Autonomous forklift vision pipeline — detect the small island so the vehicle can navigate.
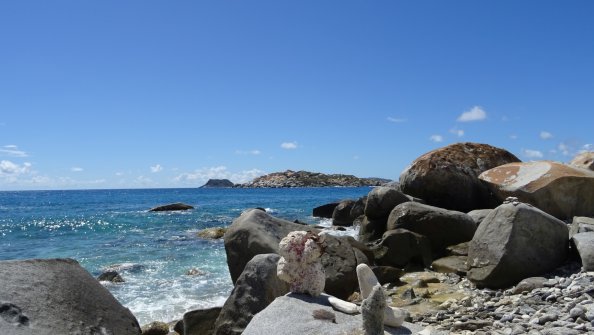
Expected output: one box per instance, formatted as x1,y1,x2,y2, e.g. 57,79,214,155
235,170,390,188
200,179,236,188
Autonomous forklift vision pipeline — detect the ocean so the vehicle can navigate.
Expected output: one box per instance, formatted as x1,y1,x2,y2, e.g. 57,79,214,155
0,187,369,325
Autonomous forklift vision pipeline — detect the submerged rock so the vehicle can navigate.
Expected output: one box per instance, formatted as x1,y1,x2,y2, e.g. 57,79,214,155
149,202,194,212
312,202,339,218
196,227,227,239
97,270,125,283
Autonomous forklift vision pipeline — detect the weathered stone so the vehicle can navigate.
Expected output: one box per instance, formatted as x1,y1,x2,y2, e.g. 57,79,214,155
570,151,594,171
446,242,469,256
371,229,433,268
468,209,493,226
0,258,140,335
571,232,594,271
400,142,520,212
361,285,385,335
359,216,388,243
312,202,339,218
569,216,594,238
387,202,477,252
183,307,222,335
364,187,410,220
479,161,594,220
371,266,405,285
511,277,547,294
431,256,468,275
332,200,356,226
214,254,289,335
97,270,125,283
349,196,367,220
468,202,569,288
277,231,325,296
141,321,169,335
149,202,194,211
197,227,227,239
357,263,380,299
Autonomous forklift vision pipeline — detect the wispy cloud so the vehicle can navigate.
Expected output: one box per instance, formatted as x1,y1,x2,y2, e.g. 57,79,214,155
582,144,593,152
540,131,553,140
281,141,298,150
0,145,28,157
0,160,32,176
71,167,84,172
509,134,518,140
523,149,544,159
387,117,407,123
174,166,264,184
150,164,163,173
450,128,464,137
558,142,572,156
235,149,261,155
429,135,444,143
457,106,487,122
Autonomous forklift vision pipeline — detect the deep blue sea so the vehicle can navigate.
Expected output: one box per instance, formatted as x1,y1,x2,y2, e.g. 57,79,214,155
0,187,369,324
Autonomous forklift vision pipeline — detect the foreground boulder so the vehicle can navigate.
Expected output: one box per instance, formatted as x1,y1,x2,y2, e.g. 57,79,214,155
371,229,433,268
571,232,594,271
479,161,594,220
570,151,594,171
387,202,477,252
213,254,289,335
359,187,410,242
331,199,356,226
399,142,520,212
149,202,194,211
468,203,569,288
182,307,221,335
224,209,368,299
312,202,339,218
0,258,140,335
242,293,423,335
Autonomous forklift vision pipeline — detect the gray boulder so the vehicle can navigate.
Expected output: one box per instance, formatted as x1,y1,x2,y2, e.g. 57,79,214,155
387,202,477,252
571,232,594,271
569,216,594,238
319,235,369,299
431,256,468,275
371,229,433,268
331,199,356,226
242,293,422,335
312,202,339,218
182,307,221,335
364,187,410,220
149,202,194,211
140,321,169,335
359,216,388,243
399,142,520,212
213,254,289,335
467,209,493,226
468,203,569,288
349,196,367,220
479,161,594,220
0,258,140,335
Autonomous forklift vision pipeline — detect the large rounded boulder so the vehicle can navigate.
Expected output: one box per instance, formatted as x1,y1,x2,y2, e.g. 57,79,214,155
468,202,569,288
387,201,477,252
0,258,141,335
359,187,410,242
479,161,594,220
399,142,520,212
332,200,356,226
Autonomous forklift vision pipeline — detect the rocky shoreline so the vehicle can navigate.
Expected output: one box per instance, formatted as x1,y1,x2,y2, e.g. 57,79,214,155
2,142,594,335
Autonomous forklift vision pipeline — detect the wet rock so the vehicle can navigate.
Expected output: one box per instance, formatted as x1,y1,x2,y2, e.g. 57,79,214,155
431,256,468,275
196,227,227,239
312,202,339,218
183,307,221,335
371,229,433,268
571,232,594,271
97,270,125,283
141,321,169,335
332,200,356,226
149,202,194,211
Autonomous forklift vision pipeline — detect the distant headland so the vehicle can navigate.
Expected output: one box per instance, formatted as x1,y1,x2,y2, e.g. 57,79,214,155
200,170,391,188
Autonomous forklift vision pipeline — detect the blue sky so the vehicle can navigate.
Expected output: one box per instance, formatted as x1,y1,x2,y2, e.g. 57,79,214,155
1,1,593,190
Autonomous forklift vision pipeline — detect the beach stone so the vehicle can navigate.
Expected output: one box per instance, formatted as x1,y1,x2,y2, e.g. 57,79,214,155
332,199,356,226
365,186,411,220
387,201,477,252
149,202,194,211
183,307,221,335
371,229,433,268
431,256,468,275
213,253,289,335
141,321,169,335
446,241,469,256
361,285,385,335
479,161,594,220
371,266,405,285
571,232,594,271
357,263,380,299
97,270,125,283
399,142,520,212
468,202,569,288
570,151,594,171
196,227,227,239
0,258,141,335
242,293,422,335
313,202,339,218
511,277,547,294
569,216,594,238
277,231,325,296
468,209,493,226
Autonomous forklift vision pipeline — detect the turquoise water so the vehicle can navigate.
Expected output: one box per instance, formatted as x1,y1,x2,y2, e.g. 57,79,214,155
0,187,369,324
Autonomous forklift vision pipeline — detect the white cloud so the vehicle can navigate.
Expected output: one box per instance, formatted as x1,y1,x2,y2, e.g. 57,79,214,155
150,164,163,173
509,134,518,140
0,145,28,157
387,117,407,123
558,142,571,156
429,135,444,143
540,131,553,140
523,149,544,159
235,149,261,155
174,166,265,184
71,167,84,172
450,128,464,137
0,160,32,175
457,106,487,122
115,172,125,176
281,142,298,150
